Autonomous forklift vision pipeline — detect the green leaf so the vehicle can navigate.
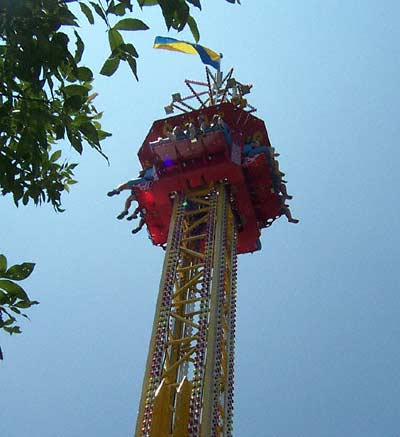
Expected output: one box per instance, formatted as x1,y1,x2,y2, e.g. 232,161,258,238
50,150,62,163
4,326,22,335
76,66,93,82
12,186,23,206
0,255,6,273
3,317,16,329
59,7,78,26
22,193,29,206
108,28,124,51
65,95,85,111
119,0,133,11
90,1,108,24
100,57,120,76
187,15,200,42
0,290,6,304
79,2,95,24
10,307,21,314
121,43,138,58
97,130,112,140
0,280,29,300
3,315,16,326
63,85,89,97
127,56,138,80
114,18,149,31
138,0,158,5
109,2,127,15
15,300,39,309
186,0,202,9
74,31,85,63
66,128,83,154
160,0,189,31
4,263,35,281
79,123,99,145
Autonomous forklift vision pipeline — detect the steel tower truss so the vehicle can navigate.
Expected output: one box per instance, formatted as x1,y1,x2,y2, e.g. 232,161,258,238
135,184,238,437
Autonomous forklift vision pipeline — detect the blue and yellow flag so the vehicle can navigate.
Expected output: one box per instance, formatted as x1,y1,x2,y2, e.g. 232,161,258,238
153,36,221,70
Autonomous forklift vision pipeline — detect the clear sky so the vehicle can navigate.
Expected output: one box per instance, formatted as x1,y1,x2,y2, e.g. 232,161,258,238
1,1,400,436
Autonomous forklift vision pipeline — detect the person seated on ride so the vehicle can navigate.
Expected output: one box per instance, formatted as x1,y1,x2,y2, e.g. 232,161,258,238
142,167,154,181
165,127,175,141
115,191,138,220
242,137,253,156
279,197,299,224
172,125,186,141
259,149,289,197
270,173,293,200
263,150,292,200
107,168,155,219
131,208,147,234
245,141,287,186
210,114,222,130
198,115,210,134
243,140,268,157
271,173,293,199
268,146,280,160
242,144,252,156
126,204,141,221
107,167,154,197
185,121,197,140
210,114,231,145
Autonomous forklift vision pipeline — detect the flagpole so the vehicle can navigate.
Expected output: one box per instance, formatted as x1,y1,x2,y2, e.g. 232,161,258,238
215,53,223,98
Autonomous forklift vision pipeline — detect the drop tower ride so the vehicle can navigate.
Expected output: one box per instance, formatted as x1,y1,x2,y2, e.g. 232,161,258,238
113,68,297,436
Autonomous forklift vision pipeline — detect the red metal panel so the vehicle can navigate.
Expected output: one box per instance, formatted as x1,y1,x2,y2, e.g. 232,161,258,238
175,138,204,159
135,102,283,254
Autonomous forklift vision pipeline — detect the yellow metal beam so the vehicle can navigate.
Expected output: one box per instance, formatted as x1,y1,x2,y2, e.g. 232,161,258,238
135,195,185,437
200,185,227,437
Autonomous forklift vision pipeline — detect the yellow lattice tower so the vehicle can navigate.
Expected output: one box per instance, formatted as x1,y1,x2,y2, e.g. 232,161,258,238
135,184,237,437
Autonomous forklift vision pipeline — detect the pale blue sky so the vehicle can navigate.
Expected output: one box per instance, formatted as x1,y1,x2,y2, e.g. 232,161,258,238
1,1,400,436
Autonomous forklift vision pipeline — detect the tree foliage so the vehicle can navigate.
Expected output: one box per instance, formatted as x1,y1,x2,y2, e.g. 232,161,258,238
0,254,38,359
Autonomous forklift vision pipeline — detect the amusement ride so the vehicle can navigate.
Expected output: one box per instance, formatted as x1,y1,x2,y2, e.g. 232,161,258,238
109,62,298,436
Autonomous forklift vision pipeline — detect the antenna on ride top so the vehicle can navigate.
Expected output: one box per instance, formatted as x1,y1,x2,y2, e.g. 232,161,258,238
164,68,256,115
